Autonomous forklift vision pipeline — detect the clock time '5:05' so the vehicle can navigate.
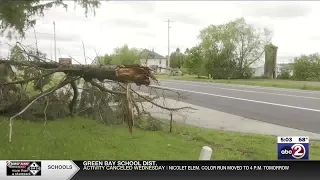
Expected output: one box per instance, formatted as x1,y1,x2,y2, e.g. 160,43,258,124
281,137,292,142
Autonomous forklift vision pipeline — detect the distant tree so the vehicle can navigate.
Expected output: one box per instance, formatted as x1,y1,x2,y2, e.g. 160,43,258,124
292,53,320,81
111,45,141,65
230,18,273,76
96,54,113,65
169,48,184,69
183,45,206,77
139,49,155,65
198,17,272,79
97,45,141,65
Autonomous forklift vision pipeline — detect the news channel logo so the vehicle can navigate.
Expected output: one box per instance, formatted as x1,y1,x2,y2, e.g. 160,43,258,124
277,136,309,160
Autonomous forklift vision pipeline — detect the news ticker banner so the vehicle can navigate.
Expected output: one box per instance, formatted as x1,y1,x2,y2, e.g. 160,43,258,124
0,160,320,179
0,136,312,179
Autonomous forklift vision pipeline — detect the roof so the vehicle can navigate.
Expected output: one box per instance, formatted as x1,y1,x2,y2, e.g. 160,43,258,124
254,63,293,69
278,63,294,69
141,49,165,59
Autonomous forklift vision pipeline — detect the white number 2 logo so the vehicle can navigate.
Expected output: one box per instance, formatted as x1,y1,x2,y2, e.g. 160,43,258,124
291,144,306,159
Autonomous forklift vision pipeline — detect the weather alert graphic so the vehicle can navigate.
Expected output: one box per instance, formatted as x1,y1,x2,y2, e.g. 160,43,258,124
277,136,309,160
6,161,41,176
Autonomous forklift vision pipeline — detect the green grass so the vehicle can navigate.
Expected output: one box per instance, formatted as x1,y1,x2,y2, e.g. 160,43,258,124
24,74,65,96
1,117,320,160
155,74,320,91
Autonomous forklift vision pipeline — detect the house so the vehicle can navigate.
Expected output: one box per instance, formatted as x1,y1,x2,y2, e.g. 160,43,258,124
59,58,72,65
254,65,265,77
253,63,294,77
277,63,294,76
140,49,167,73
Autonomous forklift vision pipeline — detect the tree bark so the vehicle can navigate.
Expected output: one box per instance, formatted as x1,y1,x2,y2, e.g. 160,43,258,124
0,59,157,86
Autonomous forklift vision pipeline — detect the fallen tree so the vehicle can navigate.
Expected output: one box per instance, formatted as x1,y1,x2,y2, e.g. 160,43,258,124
0,43,195,142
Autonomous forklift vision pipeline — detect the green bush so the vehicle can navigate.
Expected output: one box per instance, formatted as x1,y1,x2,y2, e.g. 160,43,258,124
293,53,320,81
277,68,291,80
250,75,270,79
136,117,164,131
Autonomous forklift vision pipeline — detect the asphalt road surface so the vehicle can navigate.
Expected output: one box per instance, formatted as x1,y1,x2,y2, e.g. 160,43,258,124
135,79,320,134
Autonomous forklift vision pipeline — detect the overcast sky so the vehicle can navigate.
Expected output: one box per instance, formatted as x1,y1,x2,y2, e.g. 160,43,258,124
0,1,319,66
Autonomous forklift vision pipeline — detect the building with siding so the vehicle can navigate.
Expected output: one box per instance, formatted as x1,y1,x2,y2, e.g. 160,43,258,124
140,49,167,73
254,63,294,77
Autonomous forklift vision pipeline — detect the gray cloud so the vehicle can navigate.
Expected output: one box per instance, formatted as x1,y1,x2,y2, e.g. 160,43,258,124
135,31,157,38
277,55,295,63
0,38,96,60
41,12,92,24
39,5,95,25
159,43,189,55
113,1,157,15
239,2,312,18
156,12,205,26
23,31,81,43
104,18,150,29
307,36,320,41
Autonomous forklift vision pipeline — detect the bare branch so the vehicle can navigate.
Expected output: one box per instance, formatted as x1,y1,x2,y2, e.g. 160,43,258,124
89,80,126,95
8,77,75,142
131,89,196,112
43,96,49,124
58,49,62,58
81,40,87,65
69,80,78,116
0,41,199,136
0,70,57,86
33,28,39,54
68,55,81,64
131,98,141,116
92,48,100,65
126,83,134,133
0,76,76,115
15,42,55,63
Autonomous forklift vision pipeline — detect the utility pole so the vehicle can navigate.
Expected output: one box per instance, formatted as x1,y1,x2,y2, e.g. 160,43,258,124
53,21,57,62
33,28,39,56
164,19,174,71
50,43,53,60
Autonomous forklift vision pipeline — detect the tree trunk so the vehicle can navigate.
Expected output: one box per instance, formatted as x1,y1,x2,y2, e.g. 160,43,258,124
0,60,156,86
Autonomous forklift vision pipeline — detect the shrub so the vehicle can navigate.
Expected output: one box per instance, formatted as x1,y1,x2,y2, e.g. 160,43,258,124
277,68,291,80
136,117,164,131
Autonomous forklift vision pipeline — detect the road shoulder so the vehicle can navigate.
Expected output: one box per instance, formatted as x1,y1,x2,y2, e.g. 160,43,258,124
138,94,320,141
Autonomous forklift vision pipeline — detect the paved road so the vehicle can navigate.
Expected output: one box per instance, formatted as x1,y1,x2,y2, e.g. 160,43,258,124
135,79,320,134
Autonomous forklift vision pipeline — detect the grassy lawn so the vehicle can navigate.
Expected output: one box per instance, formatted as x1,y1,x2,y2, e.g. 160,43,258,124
1,117,320,160
155,74,320,91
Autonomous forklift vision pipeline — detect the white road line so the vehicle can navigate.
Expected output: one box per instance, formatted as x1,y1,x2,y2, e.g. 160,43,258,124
162,81,320,100
150,85,320,113
160,79,320,95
